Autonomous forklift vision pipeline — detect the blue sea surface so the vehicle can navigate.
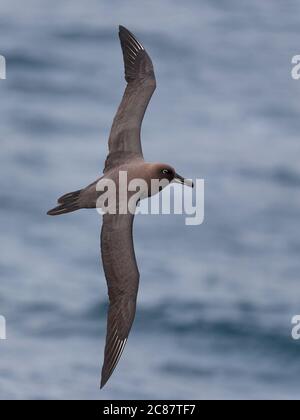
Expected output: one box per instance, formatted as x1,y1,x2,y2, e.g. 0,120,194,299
0,0,300,400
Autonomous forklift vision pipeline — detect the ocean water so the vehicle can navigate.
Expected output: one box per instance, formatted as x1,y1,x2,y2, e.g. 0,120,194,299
0,0,300,400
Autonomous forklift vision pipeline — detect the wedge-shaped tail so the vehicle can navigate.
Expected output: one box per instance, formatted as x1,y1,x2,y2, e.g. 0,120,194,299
47,189,82,216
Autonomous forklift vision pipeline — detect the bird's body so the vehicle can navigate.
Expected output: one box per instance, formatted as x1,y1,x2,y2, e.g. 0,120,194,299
48,25,193,388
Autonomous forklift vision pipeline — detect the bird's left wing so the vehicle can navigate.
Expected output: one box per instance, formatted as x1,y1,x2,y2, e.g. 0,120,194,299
104,26,156,172
100,213,139,388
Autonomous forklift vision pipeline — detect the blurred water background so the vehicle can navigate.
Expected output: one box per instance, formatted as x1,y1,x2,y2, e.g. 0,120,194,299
0,0,300,400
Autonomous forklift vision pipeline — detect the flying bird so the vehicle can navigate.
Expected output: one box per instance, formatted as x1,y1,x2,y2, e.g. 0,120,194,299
48,25,193,388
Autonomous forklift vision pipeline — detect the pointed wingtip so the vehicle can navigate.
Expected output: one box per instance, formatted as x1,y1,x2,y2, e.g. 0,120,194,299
118,25,142,46
100,375,108,390
118,25,128,37
118,25,134,41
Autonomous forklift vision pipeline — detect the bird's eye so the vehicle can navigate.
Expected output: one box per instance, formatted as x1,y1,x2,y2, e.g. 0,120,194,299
162,169,169,174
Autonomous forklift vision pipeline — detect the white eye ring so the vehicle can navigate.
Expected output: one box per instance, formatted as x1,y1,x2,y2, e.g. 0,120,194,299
162,169,169,174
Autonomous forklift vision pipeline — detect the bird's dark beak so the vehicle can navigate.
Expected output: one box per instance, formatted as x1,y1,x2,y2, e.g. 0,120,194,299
174,173,194,188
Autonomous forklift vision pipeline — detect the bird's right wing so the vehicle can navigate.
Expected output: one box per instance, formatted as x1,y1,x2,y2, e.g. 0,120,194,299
100,213,139,388
104,26,156,172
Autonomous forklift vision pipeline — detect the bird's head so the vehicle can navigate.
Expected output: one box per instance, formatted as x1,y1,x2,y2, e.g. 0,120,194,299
151,163,194,188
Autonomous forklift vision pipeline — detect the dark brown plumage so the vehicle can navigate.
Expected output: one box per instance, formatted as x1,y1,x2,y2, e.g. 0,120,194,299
104,26,156,172
100,26,156,388
100,214,139,388
47,25,193,389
